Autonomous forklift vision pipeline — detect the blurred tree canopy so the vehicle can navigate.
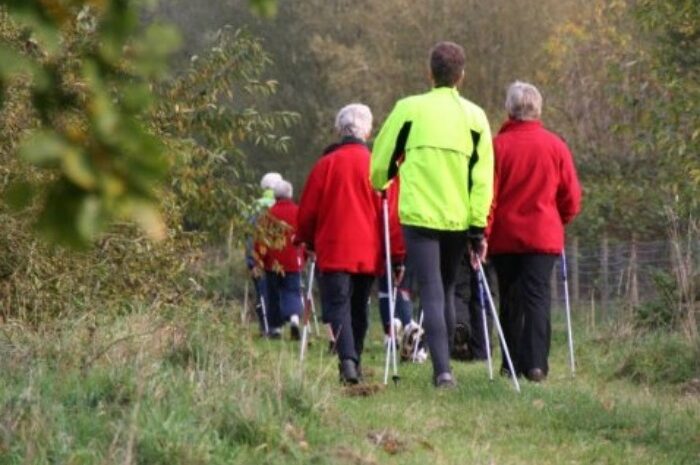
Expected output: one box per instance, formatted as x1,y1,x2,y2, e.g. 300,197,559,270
0,0,294,318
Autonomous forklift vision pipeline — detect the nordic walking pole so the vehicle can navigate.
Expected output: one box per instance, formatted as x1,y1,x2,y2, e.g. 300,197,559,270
381,192,400,385
561,250,576,376
242,278,249,325
299,257,316,362
309,261,321,337
411,310,424,362
477,261,520,393
255,276,270,336
476,270,494,380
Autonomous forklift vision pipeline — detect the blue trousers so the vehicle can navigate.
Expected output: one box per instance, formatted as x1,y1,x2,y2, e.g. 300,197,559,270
377,273,414,333
265,271,303,329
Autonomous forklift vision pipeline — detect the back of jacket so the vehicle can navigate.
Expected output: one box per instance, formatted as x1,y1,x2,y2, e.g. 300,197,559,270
371,86,494,232
298,143,383,274
488,119,581,254
255,199,303,273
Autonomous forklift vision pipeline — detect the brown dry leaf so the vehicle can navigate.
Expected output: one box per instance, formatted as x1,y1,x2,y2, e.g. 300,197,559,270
418,438,435,451
367,429,407,455
602,399,616,412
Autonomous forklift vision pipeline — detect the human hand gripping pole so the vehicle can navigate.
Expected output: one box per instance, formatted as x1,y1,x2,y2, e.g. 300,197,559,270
381,191,400,386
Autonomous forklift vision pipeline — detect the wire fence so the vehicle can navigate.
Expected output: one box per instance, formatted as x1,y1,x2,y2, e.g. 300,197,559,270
550,237,700,321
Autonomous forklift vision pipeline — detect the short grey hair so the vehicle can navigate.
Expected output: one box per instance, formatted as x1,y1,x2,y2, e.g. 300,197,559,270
505,81,542,121
334,103,373,140
260,172,282,190
272,179,293,199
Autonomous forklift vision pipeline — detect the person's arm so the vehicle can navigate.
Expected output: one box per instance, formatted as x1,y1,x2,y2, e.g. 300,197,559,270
468,110,495,233
296,160,327,249
556,142,582,225
370,100,411,190
467,111,494,267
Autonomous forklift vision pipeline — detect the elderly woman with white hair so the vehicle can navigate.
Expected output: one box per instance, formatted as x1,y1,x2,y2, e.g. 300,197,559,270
488,81,582,382
298,103,404,384
254,179,304,339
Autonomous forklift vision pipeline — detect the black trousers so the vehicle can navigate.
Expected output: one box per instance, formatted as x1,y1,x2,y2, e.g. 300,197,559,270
318,272,374,364
491,253,556,375
403,226,468,378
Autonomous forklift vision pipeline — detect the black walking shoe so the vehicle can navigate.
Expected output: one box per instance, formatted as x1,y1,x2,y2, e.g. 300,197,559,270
339,359,359,385
526,368,546,382
435,372,456,389
290,324,301,341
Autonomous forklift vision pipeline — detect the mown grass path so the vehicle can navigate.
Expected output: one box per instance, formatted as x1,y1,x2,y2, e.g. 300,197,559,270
264,322,700,465
1,308,698,465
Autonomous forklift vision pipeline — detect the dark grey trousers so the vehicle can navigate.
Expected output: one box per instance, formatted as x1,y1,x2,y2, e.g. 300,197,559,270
319,272,374,364
403,226,468,378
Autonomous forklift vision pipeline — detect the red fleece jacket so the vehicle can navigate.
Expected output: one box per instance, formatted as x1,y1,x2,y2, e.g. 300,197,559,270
488,119,581,255
254,199,303,273
297,141,404,274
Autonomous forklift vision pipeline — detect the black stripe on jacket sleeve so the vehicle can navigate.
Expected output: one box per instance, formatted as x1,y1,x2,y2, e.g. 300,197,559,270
467,129,481,193
387,121,412,181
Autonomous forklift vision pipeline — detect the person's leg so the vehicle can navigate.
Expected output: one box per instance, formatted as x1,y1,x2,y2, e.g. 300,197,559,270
404,226,450,381
491,254,523,374
319,272,356,362
280,272,303,338
452,255,472,360
264,271,283,334
468,261,495,360
379,273,413,335
350,274,374,364
518,254,557,377
377,273,392,335
439,231,469,356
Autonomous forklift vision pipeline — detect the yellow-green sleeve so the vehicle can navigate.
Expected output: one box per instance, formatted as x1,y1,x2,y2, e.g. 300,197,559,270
370,101,406,191
469,111,494,229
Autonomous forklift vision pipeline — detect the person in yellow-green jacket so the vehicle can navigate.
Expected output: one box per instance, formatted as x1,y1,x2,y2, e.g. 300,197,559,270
370,41,494,388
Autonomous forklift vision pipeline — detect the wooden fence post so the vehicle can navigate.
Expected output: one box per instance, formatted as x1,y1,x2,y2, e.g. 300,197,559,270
601,234,610,319
630,234,639,308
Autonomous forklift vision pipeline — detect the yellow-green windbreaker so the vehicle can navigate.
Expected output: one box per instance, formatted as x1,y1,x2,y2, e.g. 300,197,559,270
370,86,494,232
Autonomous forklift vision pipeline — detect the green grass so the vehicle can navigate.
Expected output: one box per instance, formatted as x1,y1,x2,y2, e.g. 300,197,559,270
0,304,698,465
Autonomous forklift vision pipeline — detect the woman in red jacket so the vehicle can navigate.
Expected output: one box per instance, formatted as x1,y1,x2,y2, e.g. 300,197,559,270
254,179,304,340
297,103,404,384
488,81,581,382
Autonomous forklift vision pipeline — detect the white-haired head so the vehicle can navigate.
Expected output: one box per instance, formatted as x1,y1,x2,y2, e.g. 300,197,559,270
334,103,373,140
272,179,293,199
260,172,282,190
505,81,542,121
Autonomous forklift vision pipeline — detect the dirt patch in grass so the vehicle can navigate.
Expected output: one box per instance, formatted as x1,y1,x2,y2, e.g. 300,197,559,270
344,383,384,397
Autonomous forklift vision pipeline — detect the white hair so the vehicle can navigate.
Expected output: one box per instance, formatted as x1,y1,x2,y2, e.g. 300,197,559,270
334,103,373,140
260,172,282,190
272,179,293,199
505,81,542,121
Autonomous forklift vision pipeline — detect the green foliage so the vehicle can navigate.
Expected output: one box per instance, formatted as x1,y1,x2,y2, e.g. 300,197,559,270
615,332,700,385
0,2,294,319
634,270,680,331
541,0,699,242
151,26,299,240
0,1,182,247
